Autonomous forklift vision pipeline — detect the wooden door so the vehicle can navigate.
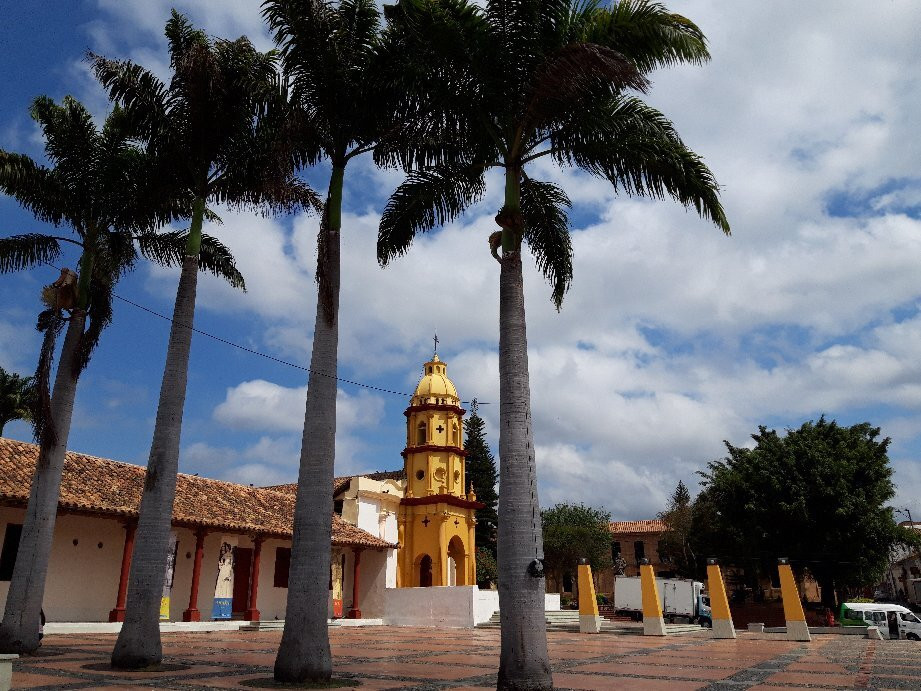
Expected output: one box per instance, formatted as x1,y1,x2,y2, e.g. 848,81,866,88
232,547,252,613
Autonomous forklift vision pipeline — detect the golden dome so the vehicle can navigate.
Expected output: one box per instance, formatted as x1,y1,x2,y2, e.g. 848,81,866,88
412,354,459,404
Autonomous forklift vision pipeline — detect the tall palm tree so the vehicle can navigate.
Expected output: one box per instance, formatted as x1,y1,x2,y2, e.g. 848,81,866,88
91,11,317,669
377,1,729,688
0,368,36,436
0,96,233,654
260,0,395,682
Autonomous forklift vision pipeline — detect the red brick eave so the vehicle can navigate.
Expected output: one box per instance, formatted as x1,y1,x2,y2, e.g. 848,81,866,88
401,445,467,458
403,403,466,417
400,494,485,510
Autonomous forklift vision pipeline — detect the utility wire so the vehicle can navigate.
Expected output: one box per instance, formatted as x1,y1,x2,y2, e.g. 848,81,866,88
40,260,489,403
59,268,490,404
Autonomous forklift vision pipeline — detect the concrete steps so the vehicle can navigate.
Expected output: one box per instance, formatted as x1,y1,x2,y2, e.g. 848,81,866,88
476,610,705,636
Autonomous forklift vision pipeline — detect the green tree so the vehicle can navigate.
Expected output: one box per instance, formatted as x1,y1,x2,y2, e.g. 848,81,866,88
464,400,499,557
377,2,727,686
91,12,314,669
0,96,216,654
260,0,398,682
0,368,36,436
657,480,696,578
699,417,911,608
542,503,612,595
476,546,499,587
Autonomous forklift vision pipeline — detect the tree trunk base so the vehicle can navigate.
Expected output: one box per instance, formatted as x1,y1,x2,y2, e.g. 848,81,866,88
110,645,163,671
0,628,40,655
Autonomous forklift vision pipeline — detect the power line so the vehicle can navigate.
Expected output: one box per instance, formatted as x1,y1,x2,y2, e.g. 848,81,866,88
40,261,489,403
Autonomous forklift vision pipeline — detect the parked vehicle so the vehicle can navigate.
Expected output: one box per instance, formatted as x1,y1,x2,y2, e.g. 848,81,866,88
840,602,921,640
613,576,711,626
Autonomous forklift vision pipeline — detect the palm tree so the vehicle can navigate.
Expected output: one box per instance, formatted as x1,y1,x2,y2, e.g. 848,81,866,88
260,0,394,682
0,96,230,655
90,11,317,669
377,2,729,688
0,368,36,436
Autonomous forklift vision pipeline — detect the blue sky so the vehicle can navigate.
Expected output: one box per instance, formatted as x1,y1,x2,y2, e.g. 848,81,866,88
2,1,921,522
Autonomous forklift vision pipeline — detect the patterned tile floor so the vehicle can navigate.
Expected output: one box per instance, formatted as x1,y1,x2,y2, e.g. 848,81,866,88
8,628,921,689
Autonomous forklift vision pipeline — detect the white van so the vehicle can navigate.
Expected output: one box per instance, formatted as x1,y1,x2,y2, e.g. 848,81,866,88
841,602,921,640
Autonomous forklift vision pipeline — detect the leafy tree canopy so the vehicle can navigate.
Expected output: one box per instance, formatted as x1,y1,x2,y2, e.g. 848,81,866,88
542,502,612,584
697,417,912,606
464,402,499,555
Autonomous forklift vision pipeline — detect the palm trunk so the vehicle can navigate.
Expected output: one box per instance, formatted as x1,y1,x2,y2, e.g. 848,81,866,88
274,166,343,683
111,251,199,669
496,168,552,691
0,311,85,654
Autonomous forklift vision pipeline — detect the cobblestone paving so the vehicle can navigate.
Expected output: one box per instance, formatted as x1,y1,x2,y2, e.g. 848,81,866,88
9,628,921,689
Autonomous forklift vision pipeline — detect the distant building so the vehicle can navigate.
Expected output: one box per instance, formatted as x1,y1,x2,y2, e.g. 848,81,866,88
596,520,666,594
882,521,921,604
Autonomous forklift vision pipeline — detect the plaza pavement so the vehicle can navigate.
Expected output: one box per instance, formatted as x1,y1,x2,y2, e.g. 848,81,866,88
8,626,921,690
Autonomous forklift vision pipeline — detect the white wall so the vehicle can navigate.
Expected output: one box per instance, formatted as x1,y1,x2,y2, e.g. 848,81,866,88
384,585,479,627
1,508,126,622
381,586,558,628
475,589,500,624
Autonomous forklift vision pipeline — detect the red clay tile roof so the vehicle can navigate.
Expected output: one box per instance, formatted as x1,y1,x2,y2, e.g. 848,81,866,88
0,437,395,550
266,469,404,498
264,476,351,497
609,519,666,535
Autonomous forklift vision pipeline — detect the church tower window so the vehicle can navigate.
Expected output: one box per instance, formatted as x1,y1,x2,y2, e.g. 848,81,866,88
417,421,427,445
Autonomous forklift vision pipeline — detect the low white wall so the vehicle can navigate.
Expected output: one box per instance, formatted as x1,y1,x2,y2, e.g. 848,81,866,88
382,587,558,628
475,589,499,624
384,585,478,627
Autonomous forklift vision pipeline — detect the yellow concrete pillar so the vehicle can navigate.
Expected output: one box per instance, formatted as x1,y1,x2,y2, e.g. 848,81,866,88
438,513,448,586
706,558,736,639
468,517,476,585
578,560,602,633
396,518,406,588
778,558,810,641
639,559,666,636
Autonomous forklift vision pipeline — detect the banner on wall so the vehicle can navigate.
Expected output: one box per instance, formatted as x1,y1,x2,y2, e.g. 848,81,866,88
212,540,235,620
159,531,179,620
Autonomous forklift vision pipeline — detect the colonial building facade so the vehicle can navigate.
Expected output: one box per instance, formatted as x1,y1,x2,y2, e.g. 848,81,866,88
0,355,482,624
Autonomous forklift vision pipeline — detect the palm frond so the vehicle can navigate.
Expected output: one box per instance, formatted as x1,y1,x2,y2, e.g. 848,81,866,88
165,9,210,68
378,164,486,266
198,233,246,289
33,309,65,447
520,176,573,309
551,96,729,232
0,151,65,225
0,234,64,273
583,0,710,73
523,42,648,133
87,54,169,142
134,230,187,268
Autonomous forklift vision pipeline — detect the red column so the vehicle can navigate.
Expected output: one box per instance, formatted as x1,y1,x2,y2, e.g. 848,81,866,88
347,548,362,619
244,536,263,621
108,522,136,622
182,529,207,622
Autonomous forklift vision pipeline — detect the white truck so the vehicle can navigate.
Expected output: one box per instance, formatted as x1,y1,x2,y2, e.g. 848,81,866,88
613,576,711,626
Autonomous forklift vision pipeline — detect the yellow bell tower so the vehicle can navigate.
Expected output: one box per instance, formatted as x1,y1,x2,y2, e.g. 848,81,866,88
397,352,481,587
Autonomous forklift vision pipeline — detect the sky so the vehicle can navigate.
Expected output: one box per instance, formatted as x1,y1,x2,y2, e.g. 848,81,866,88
2,1,921,522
